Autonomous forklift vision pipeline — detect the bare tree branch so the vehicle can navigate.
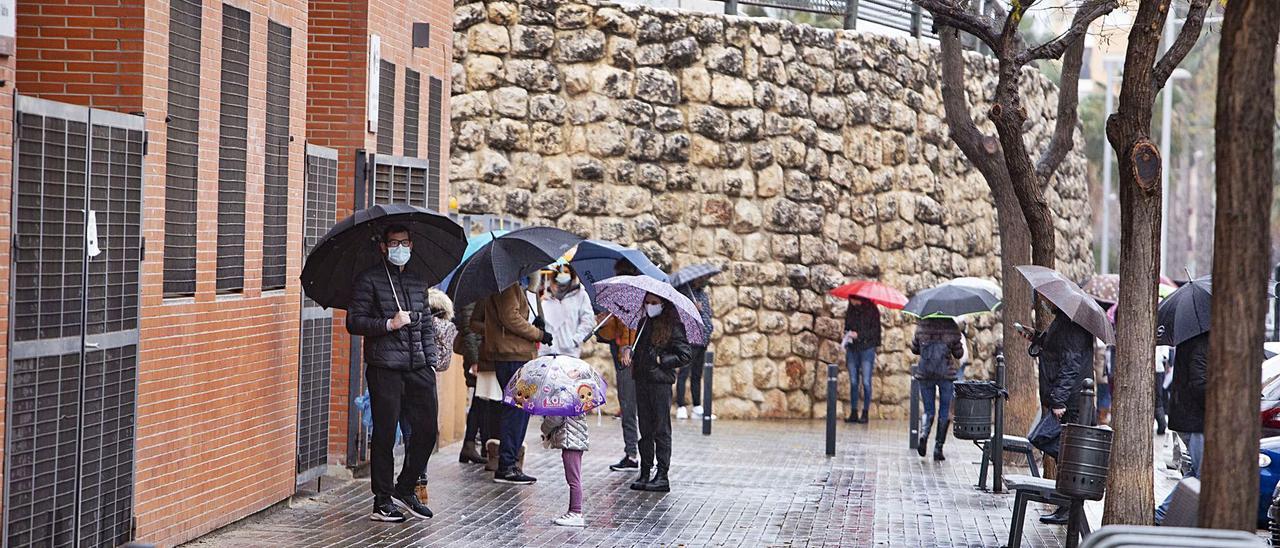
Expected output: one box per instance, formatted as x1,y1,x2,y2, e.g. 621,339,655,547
1036,37,1086,180
1020,0,1119,63
914,0,1001,50
1152,0,1211,91
939,27,1004,177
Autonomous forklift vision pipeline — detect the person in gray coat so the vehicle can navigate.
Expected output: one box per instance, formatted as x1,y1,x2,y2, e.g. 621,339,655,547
542,414,589,527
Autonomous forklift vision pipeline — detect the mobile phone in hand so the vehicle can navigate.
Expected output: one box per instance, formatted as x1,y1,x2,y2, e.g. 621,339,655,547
1013,322,1035,337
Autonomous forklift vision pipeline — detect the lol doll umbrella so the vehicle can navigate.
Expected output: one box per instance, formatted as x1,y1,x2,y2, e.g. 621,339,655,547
503,355,607,416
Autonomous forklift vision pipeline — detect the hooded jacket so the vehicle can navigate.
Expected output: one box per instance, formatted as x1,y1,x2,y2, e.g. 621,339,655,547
345,262,438,371
910,318,964,379
631,314,693,385
538,283,596,358
470,283,544,364
1030,314,1095,416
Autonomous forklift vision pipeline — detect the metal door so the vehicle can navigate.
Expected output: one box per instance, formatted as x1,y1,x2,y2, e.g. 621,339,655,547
297,144,337,484
5,96,145,548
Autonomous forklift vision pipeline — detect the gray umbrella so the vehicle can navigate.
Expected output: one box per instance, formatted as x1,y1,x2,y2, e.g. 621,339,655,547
670,263,722,288
1016,265,1115,345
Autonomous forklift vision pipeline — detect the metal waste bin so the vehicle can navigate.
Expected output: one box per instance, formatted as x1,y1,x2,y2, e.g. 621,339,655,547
1056,423,1114,500
952,381,1000,441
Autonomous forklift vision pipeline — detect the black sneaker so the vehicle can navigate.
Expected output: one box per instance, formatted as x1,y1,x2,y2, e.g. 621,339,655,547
494,469,537,485
392,491,433,519
371,498,407,523
609,456,639,471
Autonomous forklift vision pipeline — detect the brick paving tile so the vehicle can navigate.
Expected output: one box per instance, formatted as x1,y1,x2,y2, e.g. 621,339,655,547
187,418,1076,547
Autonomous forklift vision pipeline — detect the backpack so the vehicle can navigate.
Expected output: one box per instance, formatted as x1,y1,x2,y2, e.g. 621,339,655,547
915,339,953,380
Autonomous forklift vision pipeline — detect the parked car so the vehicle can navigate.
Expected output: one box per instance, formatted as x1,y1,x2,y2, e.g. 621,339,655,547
1262,367,1280,438
1262,436,1280,527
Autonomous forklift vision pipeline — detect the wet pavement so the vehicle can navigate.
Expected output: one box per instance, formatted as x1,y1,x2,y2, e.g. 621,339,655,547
184,416,1101,547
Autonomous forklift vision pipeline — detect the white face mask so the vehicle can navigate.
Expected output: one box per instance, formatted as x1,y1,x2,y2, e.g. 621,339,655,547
644,302,663,318
555,273,572,285
387,246,411,266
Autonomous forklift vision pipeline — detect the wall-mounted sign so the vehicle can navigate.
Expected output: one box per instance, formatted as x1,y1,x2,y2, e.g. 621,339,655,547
367,34,381,133
0,0,14,57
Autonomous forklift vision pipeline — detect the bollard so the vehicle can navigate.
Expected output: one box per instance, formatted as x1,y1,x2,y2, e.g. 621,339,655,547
993,350,1006,494
908,378,920,450
1080,378,1097,426
702,350,714,436
826,362,837,456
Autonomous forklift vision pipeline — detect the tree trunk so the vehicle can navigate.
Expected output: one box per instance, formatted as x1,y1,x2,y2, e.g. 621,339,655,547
1102,0,1168,526
1200,0,1279,531
991,63,1057,280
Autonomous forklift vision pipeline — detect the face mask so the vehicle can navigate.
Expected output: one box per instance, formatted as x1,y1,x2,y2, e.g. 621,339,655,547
387,246,411,266
555,273,571,285
645,303,663,318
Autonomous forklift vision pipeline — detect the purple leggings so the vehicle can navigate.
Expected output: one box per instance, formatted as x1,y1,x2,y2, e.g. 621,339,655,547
563,449,583,514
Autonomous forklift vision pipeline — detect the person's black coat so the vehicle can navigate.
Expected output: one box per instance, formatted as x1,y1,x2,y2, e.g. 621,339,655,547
1030,314,1095,418
1167,332,1208,433
844,300,882,350
632,315,693,385
346,262,438,371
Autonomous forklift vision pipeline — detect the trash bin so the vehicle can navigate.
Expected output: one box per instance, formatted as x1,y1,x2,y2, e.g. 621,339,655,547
952,381,1001,440
1056,423,1114,500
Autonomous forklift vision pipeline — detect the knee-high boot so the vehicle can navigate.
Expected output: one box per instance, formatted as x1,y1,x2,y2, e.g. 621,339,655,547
917,416,933,457
934,420,950,461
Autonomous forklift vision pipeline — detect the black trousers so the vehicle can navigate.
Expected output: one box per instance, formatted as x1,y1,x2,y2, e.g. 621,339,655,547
367,366,438,499
676,346,706,407
636,382,673,473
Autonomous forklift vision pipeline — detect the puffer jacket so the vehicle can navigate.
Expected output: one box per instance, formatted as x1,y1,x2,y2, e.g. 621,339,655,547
1030,314,1095,417
470,284,544,363
631,315,693,385
541,414,589,451
345,262,437,371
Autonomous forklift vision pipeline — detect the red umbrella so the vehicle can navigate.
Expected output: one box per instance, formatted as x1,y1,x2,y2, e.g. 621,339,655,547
829,280,908,309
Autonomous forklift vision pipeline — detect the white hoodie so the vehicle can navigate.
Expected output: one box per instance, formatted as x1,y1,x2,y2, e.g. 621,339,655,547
538,284,596,358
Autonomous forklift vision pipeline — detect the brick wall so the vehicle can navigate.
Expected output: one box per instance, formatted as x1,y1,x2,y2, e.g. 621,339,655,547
15,0,144,112
306,0,453,466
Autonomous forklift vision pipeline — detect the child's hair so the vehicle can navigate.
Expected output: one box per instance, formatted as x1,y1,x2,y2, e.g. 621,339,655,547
428,288,454,321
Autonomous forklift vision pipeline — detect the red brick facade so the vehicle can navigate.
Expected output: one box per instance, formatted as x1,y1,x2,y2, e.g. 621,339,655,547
1,0,451,545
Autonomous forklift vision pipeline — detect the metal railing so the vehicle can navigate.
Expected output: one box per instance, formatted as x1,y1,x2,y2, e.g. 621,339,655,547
723,0,935,38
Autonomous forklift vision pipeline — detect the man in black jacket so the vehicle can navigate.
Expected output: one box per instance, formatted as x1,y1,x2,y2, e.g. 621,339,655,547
1025,307,1095,524
346,225,438,523
1155,331,1208,524
843,297,882,423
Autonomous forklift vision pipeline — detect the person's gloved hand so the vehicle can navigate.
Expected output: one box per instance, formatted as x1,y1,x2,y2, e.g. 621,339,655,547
533,316,545,330
540,331,554,345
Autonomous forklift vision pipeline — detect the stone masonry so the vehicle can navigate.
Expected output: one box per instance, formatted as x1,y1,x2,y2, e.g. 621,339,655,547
449,0,1093,418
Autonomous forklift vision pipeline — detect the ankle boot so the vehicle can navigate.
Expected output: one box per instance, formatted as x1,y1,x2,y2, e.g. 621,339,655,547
630,468,652,490
645,469,670,492
517,443,527,470
917,417,933,457
858,409,869,423
934,420,950,461
459,440,485,464
484,440,500,472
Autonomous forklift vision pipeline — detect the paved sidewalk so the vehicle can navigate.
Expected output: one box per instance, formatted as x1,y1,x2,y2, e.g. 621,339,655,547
187,418,1076,547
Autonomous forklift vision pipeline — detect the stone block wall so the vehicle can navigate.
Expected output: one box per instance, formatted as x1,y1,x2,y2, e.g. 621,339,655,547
450,0,1094,418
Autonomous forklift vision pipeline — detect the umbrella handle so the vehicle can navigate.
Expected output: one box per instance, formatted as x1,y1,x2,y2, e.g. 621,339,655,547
584,312,614,345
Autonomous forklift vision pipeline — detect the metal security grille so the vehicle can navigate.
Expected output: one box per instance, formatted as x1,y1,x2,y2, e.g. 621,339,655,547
162,0,201,297
6,96,144,548
297,144,337,483
377,61,395,155
426,77,442,211
402,69,420,158
371,155,430,208
216,5,250,294
262,21,292,291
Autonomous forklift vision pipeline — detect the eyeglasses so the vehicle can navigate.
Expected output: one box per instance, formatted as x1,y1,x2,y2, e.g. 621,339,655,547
386,239,413,248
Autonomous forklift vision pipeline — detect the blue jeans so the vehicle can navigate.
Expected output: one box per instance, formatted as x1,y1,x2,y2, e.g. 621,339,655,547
495,360,531,472
846,346,875,414
919,379,954,422
1155,431,1204,523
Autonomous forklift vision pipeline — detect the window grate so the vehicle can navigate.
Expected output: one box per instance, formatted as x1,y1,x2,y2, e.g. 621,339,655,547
162,0,201,297
85,124,145,336
297,319,332,474
303,148,338,309
216,5,251,294
403,69,420,158
377,61,395,155
13,114,88,342
426,77,443,212
371,158,429,208
262,21,292,291
74,345,137,548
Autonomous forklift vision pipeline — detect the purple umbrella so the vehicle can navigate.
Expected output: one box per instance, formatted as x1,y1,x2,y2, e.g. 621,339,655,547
593,275,706,346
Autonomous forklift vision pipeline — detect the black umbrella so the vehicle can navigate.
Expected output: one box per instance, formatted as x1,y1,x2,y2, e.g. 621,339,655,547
445,226,584,308
903,284,1001,318
670,263,722,288
1157,276,1212,346
300,204,466,310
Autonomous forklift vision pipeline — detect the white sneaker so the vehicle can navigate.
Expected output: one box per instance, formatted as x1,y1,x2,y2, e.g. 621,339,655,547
692,405,703,416
676,406,689,420
553,512,585,527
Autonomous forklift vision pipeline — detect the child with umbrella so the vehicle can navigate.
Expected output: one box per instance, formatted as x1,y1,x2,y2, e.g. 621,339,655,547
594,276,703,493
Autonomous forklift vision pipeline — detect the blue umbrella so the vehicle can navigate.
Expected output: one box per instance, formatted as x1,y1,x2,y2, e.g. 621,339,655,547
569,240,667,303
436,230,509,291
